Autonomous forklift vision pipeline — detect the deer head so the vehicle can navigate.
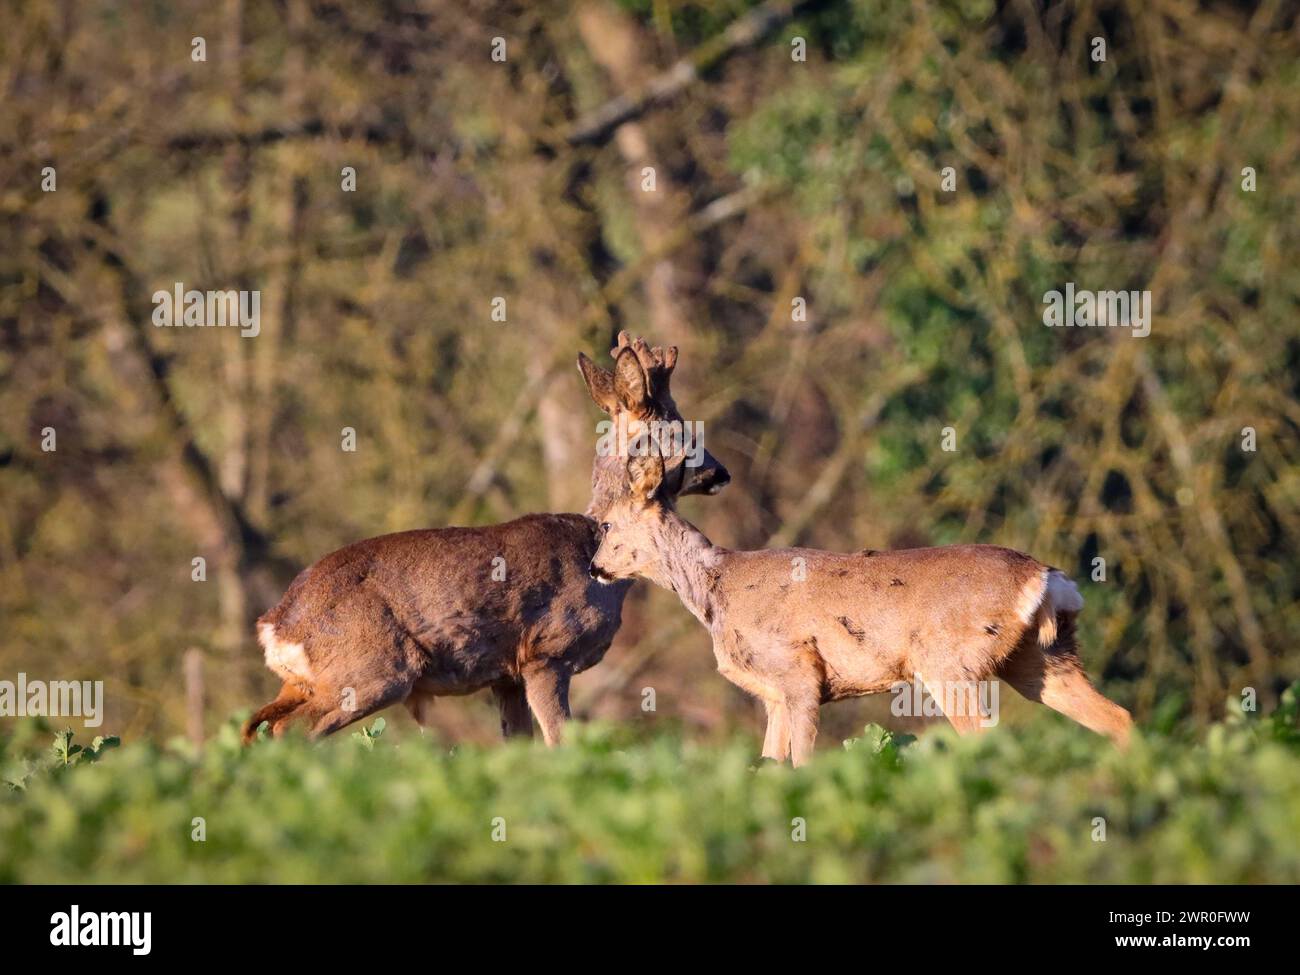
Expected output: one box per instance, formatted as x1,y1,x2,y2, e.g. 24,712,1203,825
577,331,729,517
588,449,675,585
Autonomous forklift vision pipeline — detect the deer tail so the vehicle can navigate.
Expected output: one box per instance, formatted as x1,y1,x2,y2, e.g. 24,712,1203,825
1033,569,1083,648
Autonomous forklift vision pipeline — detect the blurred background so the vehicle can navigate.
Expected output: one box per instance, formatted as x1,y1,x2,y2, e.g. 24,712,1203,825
2,0,1298,747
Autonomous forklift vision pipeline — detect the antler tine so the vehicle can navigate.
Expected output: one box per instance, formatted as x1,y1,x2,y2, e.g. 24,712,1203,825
658,345,678,374
630,335,660,375
610,332,676,395
644,345,678,399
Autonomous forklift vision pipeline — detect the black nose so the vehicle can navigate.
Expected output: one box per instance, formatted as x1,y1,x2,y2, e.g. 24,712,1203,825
681,458,731,496
588,564,599,579
697,465,730,495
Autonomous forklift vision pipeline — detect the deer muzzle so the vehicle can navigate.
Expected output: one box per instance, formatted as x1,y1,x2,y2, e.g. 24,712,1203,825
680,450,730,496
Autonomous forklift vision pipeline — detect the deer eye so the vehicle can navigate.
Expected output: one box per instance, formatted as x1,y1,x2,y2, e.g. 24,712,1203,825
600,522,611,535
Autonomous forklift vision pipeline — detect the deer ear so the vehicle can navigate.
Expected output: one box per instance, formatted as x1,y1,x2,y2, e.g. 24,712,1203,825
612,347,651,413
627,450,664,501
577,352,618,413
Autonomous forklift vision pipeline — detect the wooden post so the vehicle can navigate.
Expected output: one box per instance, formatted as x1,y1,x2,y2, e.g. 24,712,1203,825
184,648,205,751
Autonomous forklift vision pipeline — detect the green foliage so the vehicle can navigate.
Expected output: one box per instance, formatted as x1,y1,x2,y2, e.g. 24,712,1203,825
3,724,119,791
2,693,1298,883
352,717,387,751
844,723,917,769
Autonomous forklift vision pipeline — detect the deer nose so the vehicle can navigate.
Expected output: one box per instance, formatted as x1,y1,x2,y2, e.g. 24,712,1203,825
681,453,730,496
695,464,730,495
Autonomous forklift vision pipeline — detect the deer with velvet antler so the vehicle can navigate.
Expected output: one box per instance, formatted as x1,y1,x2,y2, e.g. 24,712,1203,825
243,333,728,744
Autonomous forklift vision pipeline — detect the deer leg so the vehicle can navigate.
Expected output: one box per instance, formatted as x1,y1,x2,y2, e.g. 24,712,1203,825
492,679,534,739
306,677,411,739
787,697,820,768
1040,668,1132,747
779,665,823,768
403,690,438,729
934,702,986,736
270,702,310,737
997,641,1132,747
730,651,820,766
522,663,571,747
761,700,790,761
718,662,789,761
242,683,309,744
919,671,993,737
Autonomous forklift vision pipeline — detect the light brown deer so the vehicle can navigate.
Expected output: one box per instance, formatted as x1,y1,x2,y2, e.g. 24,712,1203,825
242,333,728,745
589,450,1132,766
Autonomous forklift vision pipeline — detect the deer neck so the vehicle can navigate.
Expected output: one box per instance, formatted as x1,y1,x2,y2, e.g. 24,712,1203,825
647,508,726,631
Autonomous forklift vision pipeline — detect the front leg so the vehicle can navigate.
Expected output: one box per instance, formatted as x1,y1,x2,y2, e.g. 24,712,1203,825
522,662,571,746
722,637,823,767
787,697,820,768
761,700,790,761
491,679,534,739
717,658,786,762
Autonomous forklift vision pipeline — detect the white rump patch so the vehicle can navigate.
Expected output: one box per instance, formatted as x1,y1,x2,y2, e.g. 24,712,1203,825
1046,570,1084,613
1014,567,1050,626
258,622,313,683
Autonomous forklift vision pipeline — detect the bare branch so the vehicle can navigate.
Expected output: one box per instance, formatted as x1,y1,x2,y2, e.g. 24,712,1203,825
564,0,823,147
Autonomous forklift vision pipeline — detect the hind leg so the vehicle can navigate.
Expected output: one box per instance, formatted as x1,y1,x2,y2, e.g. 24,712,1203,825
307,677,413,739
1041,668,1132,747
242,683,310,744
998,641,1132,747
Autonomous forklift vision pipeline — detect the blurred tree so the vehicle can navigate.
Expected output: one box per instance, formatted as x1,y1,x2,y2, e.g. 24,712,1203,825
0,0,1296,743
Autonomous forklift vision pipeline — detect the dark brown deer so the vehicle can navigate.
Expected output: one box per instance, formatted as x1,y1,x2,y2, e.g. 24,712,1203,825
243,333,729,744
590,450,1132,766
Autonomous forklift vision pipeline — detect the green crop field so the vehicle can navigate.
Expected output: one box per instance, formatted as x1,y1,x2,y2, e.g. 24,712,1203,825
3,686,1298,884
